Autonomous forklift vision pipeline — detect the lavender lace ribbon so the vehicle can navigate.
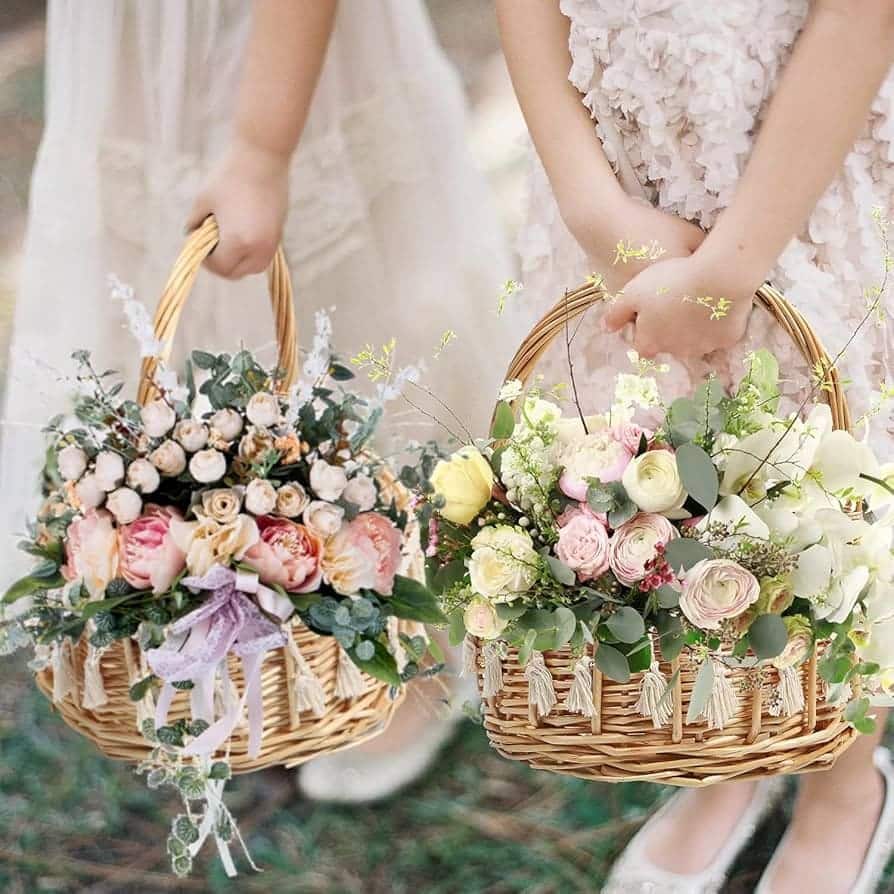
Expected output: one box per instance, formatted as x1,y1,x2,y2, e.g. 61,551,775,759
146,565,294,760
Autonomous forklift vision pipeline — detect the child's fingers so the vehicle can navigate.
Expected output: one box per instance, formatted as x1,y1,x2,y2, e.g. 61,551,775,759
602,293,638,332
203,237,250,279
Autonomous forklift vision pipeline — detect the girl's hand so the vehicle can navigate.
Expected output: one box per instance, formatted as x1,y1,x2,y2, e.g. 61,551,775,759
186,138,290,279
602,252,757,358
566,196,707,293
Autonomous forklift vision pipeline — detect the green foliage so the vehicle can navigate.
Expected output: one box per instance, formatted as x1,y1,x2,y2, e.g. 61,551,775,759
664,538,713,573
604,607,645,644
388,575,448,625
491,401,515,439
748,614,788,660
686,658,715,723
594,642,630,683
675,443,719,511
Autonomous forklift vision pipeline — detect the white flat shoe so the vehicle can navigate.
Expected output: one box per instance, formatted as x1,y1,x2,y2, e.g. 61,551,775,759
756,747,894,894
602,777,786,894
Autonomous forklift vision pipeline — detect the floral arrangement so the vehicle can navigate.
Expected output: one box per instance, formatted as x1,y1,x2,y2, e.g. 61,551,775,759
422,348,894,733
0,307,444,876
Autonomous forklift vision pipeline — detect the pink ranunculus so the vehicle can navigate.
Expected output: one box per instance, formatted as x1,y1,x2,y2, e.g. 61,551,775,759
679,559,760,630
609,513,676,586
63,509,119,598
349,512,402,595
613,422,652,455
556,502,608,529
559,431,635,501
118,504,186,594
244,516,324,593
555,512,611,582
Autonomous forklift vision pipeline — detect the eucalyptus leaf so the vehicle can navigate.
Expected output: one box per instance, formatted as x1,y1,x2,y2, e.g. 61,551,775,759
518,628,538,666
594,642,630,683
448,610,466,647
748,614,788,660
665,538,713,574
605,607,645,644
554,606,577,648
686,658,715,724
675,443,719,512
656,584,680,609
626,637,653,674
546,555,576,587
608,497,638,529
388,575,447,625
491,401,515,440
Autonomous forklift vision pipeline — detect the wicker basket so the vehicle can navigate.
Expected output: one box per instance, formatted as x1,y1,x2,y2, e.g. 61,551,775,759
475,280,858,787
35,216,406,771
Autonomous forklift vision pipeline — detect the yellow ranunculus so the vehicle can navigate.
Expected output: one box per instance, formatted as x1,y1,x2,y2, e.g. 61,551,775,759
430,446,494,525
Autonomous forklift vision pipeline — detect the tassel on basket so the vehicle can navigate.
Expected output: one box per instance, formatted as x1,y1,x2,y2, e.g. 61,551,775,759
335,646,367,700
524,651,557,722
634,660,674,729
564,655,596,718
770,665,806,718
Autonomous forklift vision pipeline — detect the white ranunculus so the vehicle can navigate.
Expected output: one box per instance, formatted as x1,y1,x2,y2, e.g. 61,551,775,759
140,398,177,439
343,475,378,511
150,440,187,477
468,525,539,602
244,478,278,515
245,392,281,428
622,450,687,517
126,458,160,494
310,459,348,501
94,451,126,491
303,500,345,537
174,419,209,453
209,408,244,442
58,444,88,481
106,487,143,525
696,495,769,550
189,449,227,483
74,473,105,509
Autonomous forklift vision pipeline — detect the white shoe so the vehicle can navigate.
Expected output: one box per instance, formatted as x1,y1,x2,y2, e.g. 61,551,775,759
756,747,894,894
602,777,786,894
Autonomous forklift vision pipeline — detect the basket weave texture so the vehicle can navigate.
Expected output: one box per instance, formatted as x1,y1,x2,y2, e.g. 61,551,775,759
34,216,406,771
475,281,857,787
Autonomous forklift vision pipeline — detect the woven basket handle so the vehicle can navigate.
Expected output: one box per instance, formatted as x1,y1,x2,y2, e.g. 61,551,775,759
137,215,299,406
501,281,851,432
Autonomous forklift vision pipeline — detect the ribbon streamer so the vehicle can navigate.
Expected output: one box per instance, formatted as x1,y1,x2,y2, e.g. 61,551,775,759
147,564,293,760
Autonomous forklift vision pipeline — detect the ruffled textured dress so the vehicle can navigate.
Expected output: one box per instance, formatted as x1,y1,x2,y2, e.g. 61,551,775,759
0,0,519,581
519,0,894,459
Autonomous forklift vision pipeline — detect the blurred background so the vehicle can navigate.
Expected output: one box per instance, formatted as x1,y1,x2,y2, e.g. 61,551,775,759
0,3,885,892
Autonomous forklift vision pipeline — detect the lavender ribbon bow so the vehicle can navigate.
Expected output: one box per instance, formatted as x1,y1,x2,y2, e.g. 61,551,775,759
147,565,294,760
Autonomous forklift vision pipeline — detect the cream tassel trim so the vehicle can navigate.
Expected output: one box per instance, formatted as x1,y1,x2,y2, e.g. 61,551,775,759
481,641,504,699
335,647,367,700
462,634,478,677
702,659,739,731
387,617,408,673
81,642,109,710
634,660,674,729
51,638,78,704
770,665,805,718
564,655,596,717
524,651,557,721
284,633,327,718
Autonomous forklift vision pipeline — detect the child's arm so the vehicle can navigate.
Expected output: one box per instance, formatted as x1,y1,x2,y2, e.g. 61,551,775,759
187,0,337,279
495,0,705,291
605,0,894,357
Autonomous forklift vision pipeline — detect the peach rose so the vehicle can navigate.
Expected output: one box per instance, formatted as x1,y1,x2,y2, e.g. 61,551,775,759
244,516,324,593
118,505,186,594
349,512,402,595
62,509,119,598
322,525,379,596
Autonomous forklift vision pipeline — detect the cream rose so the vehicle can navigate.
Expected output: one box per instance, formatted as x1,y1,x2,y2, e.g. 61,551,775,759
58,444,88,481
463,596,507,640
140,398,176,439
322,525,378,595
310,459,348,502
106,487,143,525
430,446,494,525
343,475,378,511
94,451,125,491
246,392,281,428
276,483,309,518
245,478,278,515
210,408,244,442
189,449,226,484
609,513,676,585
238,427,276,465
126,458,160,494
174,419,209,453
74,473,105,510
303,500,345,537
172,514,259,576
200,488,243,524
468,525,539,601
622,450,687,516
150,440,187,477
680,559,760,629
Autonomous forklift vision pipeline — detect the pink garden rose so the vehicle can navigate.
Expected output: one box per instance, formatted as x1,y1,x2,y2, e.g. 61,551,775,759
62,509,119,598
609,513,676,586
613,422,652,455
245,516,324,593
679,559,760,630
556,502,608,529
555,512,611,581
559,431,635,501
118,504,186,594
348,512,402,595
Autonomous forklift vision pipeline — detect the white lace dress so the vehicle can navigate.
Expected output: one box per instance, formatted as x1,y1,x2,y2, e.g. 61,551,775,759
519,0,894,458
0,0,520,581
